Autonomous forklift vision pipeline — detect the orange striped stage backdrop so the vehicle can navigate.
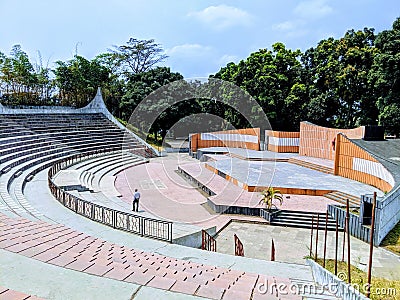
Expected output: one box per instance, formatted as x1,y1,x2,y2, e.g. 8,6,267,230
266,130,300,153
334,134,394,192
190,128,260,152
299,122,365,160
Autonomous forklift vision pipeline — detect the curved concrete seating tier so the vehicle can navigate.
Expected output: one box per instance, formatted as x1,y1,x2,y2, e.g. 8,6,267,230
0,112,152,222
74,152,145,191
2,149,115,220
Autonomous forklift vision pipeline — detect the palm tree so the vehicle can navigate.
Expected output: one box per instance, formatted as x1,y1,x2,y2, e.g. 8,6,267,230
259,187,283,211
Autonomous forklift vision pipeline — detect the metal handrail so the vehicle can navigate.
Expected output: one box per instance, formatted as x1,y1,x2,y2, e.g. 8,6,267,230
47,149,173,242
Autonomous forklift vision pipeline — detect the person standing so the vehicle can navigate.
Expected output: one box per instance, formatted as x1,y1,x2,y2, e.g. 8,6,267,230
132,189,141,212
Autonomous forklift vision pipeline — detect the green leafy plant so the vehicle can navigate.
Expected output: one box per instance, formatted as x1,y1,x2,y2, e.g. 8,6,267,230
259,187,283,211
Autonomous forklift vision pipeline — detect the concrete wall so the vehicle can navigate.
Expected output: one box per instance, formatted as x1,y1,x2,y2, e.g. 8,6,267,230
190,128,260,152
299,122,364,160
265,130,299,153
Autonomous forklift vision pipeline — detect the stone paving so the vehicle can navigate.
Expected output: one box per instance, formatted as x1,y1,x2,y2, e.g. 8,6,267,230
215,221,400,280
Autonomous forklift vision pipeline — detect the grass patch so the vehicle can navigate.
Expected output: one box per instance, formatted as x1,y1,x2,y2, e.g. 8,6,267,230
315,259,400,299
381,221,400,255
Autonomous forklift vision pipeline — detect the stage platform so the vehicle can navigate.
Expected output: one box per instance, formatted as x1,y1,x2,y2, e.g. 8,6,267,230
178,162,339,215
202,153,381,197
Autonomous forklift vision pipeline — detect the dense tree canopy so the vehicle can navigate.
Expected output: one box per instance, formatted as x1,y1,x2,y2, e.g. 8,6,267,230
0,17,399,138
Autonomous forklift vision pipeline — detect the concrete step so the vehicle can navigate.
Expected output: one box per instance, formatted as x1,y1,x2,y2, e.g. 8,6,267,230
323,191,360,207
270,211,342,231
288,158,334,174
272,214,337,223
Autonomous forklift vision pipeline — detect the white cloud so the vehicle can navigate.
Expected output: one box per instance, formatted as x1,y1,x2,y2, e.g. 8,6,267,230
218,54,239,66
294,0,333,19
272,21,298,31
188,5,253,30
272,20,308,38
166,44,213,58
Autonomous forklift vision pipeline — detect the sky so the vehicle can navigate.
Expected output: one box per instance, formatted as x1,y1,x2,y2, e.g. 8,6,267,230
0,0,399,78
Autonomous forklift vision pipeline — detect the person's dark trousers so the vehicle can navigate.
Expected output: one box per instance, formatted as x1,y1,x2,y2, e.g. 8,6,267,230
132,200,139,212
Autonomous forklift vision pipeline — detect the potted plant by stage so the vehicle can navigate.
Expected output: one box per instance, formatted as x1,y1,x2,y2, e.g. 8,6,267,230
259,187,283,221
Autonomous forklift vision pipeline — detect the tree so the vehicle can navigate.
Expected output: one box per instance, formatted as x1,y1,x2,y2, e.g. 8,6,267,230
0,45,53,105
302,29,378,129
109,38,168,77
369,18,400,135
213,43,305,131
53,55,111,107
119,67,185,142
335,28,378,127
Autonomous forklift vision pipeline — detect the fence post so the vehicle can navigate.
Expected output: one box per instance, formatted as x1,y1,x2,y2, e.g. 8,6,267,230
271,239,275,261
346,199,351,284
140,217,144,237
335,214,339,275
315,215,319,261
323,212,328,268
366,192,377,298
310,216,314,258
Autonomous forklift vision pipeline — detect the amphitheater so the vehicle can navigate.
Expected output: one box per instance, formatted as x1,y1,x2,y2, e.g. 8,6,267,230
0,89,399,299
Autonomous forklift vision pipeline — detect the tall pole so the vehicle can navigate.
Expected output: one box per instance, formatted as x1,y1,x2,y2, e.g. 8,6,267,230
315,215,320,261
346,199,351,284
342,215,346,262
335,214,339,275
323,212,328,268
366,192,377,298
310,216,314,257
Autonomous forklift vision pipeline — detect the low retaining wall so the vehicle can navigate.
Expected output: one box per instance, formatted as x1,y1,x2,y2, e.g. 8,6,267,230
307,259,369,300
207,198,261,216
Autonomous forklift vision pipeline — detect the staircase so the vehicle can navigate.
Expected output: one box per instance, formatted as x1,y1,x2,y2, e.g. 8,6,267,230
323,191,360,207
227,152,289,162
270,210,341,231
288,158,333,174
